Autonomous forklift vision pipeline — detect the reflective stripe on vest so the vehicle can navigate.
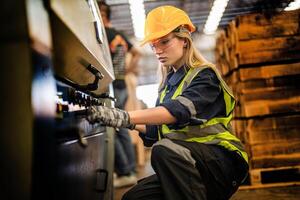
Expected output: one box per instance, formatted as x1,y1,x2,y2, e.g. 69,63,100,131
159,65,248,162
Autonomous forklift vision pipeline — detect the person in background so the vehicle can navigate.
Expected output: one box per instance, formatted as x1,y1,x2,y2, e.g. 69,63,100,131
97,1,141,188
90,5,248,200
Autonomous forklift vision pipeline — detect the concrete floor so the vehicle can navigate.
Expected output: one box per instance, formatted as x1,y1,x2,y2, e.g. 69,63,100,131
231,185,300,200
115,183,300,200
114,179,300,200
114,150,300,200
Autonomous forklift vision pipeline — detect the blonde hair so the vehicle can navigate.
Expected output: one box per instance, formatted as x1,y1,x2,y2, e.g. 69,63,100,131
158,28,218,90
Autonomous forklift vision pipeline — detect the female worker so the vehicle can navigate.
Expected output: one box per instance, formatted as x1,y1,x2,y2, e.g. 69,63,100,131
88,5,248,200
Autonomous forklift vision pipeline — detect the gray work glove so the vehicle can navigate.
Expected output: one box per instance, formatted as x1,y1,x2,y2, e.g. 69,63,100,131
87,106,136,130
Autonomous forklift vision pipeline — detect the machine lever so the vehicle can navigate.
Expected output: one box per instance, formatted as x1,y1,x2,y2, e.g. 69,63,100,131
56,126,88,147
77,64,104,91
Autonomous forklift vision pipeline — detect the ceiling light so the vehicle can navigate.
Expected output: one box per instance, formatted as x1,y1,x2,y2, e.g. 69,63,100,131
128,0,146,39
204,0,230,35
284,0,300,11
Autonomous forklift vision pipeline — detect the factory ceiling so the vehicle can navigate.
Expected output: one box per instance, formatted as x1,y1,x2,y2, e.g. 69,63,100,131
101,0,294,85
104,0,293,38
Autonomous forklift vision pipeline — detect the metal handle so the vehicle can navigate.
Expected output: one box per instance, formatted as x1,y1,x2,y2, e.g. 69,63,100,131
78,64,104,91
56,126,88,147
55,64,104,92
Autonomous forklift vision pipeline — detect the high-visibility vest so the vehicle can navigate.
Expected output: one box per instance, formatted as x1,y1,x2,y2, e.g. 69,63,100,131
159,65,248,163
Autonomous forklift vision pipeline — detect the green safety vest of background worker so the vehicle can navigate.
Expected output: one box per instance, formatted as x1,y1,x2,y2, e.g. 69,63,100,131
87,5,249,200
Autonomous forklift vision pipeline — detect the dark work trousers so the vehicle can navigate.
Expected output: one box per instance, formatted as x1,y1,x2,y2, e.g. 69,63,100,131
122,139,248,200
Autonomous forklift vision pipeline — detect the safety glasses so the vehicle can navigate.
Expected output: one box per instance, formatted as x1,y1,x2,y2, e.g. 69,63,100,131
149,35,176,52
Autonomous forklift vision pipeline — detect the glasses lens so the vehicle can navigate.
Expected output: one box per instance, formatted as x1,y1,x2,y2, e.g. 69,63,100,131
150,36,175,51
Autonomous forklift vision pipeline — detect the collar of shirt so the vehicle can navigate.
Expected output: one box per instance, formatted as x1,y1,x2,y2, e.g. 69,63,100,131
167,66,187,86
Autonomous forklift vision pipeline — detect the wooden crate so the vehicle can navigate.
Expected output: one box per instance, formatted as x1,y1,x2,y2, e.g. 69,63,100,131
247,140,300,159
237,49,300,66
234,115,300,145
227,76,300,96
235,96,300,118
215,10,300,76
251,153,300,169
225,62,300,86
236,36,300,65
235,10,300,41
240,165,300,189
217,10,300,182
237,36,300,55
224,62,300,118
237,87,300,102
233,116,300,169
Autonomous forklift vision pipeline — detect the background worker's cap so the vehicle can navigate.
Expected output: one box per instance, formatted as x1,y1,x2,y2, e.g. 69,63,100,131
140,5,196,46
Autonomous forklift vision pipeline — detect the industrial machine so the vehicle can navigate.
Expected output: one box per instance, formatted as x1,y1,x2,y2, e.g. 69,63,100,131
1,0,115,199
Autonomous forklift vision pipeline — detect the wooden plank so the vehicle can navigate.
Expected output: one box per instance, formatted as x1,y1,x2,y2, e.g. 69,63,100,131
232,119,246,143
231,74,300,94
237,84,300,95
227,20,237,50
219,57,231,76
238,62,300,81
215,31,232,76
225,63,300,86
248,165,300,186
236,10,300,40
237,36,300,55
250,153,300,169
236,10,300,26
243,115,300,131
223,40,230,64
237,87,300,102
240,182,300,190
237,22,300,41
238,49,300,65
225,23,237,73
229,46,238,71
224,69,239,84
215,30,225,56
246,127,300,145
230,20,237,49
236,96,300,118
248,141,300,158
234,115,300,145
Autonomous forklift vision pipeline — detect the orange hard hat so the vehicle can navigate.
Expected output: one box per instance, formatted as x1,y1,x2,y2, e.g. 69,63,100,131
140,5,196,46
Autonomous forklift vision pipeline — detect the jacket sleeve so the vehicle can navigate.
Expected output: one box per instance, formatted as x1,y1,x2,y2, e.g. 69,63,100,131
159,68,225,129
139,125,159,147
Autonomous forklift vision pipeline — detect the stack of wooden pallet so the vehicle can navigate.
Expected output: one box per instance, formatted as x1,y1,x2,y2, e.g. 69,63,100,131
216,10,300,187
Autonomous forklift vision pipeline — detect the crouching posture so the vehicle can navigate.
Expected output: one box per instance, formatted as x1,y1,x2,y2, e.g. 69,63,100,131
87,5,249,200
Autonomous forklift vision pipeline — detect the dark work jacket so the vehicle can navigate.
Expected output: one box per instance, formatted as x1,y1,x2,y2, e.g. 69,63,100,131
139,66,226,147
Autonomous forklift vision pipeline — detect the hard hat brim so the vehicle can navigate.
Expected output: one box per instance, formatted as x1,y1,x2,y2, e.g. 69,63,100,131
139,28,174,46
139,25,196,46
